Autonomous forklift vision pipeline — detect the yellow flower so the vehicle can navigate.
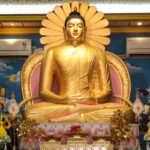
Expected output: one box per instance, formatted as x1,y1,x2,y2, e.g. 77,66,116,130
0,123,7,138
0,99,4,106
1,115,8,122
9,74,15,83
0,87,6,96
0,115,11,129
4,121,11,129
147,128,150,135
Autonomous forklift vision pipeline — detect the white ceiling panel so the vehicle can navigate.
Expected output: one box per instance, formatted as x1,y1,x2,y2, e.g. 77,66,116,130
0,1,150,14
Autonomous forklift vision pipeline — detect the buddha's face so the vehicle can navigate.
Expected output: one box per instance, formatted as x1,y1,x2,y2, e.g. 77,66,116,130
65,18,86,45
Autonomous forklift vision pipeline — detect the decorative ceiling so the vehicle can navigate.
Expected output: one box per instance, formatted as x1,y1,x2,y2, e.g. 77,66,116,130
0,0,150,4
0,0,150,14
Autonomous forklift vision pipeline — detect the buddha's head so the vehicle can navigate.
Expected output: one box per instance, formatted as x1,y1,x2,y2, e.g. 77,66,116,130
64,9,86,46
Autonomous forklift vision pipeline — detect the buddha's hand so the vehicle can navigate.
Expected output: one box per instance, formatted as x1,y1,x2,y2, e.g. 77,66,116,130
58,95,79,104
67,96,97,105
58,96,70,104
92,88,112,103
94,92,111,103
62,96,78,104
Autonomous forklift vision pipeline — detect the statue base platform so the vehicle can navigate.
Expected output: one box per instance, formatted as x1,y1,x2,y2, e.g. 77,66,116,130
19,123,140,150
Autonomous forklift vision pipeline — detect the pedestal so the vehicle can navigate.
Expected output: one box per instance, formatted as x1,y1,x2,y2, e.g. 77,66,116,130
40,138,114,150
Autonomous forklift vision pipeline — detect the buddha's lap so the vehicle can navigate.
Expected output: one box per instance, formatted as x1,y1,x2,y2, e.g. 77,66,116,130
24,101,133,123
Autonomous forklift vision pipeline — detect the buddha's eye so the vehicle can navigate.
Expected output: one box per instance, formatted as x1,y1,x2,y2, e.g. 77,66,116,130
78,24,83,28
67,24,74,28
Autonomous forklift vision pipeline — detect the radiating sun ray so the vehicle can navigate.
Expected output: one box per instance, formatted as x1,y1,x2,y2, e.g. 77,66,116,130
71,1,80,12
86,35,110,45
40,36,64,45
47,11,64,27
54,6,66,23
42,19,62,32
40,28,63,36
85,39,105,50
44,40,65,51
84,6,97,22
87,28,111,36
62,2,71,17
86,12,104,26
79,2,89,17
87,19,109,30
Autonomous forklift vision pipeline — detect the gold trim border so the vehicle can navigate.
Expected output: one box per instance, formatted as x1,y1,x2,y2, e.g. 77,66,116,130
0,27,40,35
0,15,44,21
106,51,131,100
0,14,150,21
111,27,150,33
21,51,44,105
0,27,150,35
106,14,150,20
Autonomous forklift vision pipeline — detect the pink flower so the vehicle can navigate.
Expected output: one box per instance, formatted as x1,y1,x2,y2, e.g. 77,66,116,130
46,128,55,136
86,136,93,144
20,137,30,149
84,126,92,136
70,125,81,134
129,137,139,149
133,97,144,116
55,126,65,137
60,135,68,144
31,137,40,149
132,125,139,137
8,101,19,117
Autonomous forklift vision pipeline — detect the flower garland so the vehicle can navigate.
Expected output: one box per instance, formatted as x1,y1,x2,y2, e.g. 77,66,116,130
18,119,111,149
17,118,140,149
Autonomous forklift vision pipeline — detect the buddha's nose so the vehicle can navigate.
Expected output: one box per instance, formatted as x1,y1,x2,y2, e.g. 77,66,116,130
74,25,78,32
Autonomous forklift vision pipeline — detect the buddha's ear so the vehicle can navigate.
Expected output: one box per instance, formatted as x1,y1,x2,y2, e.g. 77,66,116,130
85,26,87,31
82,27,87,42
84,26,87,35
63,26,67,41
63,26,66,33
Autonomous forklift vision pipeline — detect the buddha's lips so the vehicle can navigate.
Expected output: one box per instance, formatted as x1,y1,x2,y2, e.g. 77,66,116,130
73,33,78,36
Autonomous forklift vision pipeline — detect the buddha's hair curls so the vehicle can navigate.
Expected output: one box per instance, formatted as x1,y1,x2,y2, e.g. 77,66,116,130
64,8,86,28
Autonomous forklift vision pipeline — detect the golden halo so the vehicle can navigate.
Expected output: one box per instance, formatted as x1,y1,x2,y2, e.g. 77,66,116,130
40,1,110,51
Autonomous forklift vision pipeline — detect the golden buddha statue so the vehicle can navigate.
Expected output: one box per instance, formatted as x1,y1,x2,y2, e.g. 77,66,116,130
20,1,134,123
40,10,112,105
